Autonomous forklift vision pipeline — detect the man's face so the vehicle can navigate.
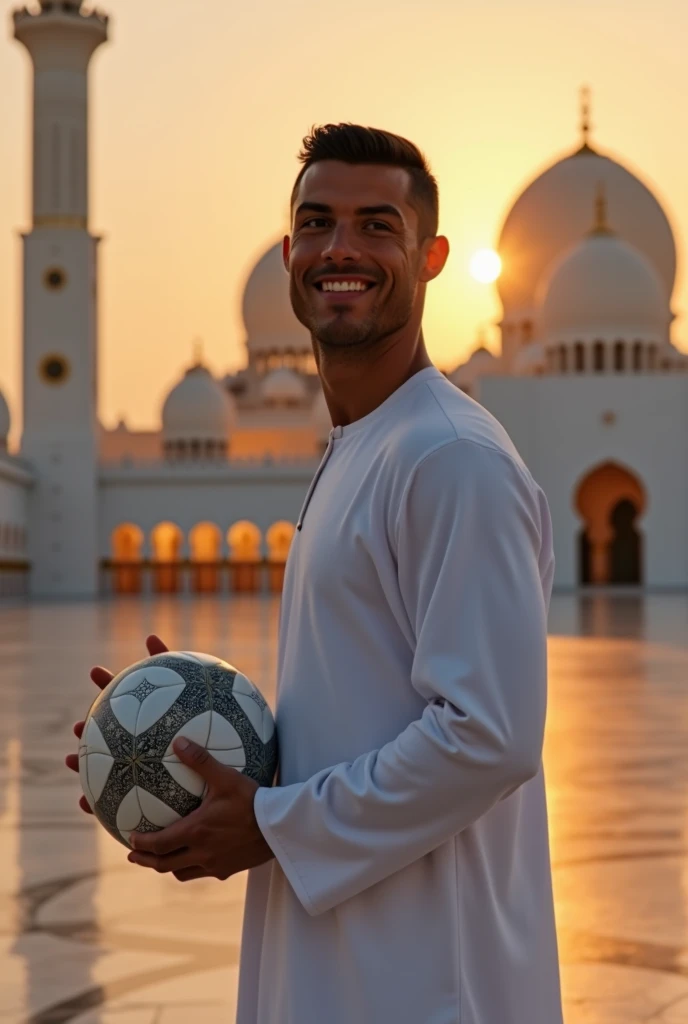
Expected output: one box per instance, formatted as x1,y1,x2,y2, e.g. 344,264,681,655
286,162,429,356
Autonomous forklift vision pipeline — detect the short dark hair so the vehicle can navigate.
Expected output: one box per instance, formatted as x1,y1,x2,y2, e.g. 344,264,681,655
290,123,439,239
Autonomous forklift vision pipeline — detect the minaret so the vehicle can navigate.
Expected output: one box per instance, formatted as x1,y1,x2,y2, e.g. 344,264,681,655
13,1,109,598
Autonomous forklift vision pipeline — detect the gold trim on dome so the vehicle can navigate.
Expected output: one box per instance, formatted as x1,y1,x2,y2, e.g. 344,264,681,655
39,354,71,386
34,215,87,230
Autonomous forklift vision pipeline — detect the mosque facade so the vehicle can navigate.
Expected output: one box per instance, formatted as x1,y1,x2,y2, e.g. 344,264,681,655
0,2,687,600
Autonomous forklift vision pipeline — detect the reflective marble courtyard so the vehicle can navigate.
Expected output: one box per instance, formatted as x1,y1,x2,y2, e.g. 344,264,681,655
1,593,688,1023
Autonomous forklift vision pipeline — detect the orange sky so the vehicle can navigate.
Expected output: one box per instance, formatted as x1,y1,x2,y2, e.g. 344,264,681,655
1,0,687,446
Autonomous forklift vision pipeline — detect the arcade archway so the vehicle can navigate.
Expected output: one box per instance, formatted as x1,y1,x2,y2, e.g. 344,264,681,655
266,521,295,593
575,463,646,585
228,521,262,593
110,523,144,594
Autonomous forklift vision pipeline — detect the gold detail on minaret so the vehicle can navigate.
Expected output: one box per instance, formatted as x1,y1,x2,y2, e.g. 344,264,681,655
192,337,204,367
34,214,87,230
574,85,598,156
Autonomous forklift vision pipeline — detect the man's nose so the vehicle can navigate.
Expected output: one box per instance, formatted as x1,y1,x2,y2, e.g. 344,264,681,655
321,223,361,263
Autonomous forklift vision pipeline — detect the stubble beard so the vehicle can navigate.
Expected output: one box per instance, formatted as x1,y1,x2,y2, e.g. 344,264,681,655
292,286,415,363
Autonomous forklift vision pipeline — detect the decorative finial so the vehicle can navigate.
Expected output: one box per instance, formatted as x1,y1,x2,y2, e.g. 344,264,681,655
192,337,204,366
590,181,613,236
574,85,597,156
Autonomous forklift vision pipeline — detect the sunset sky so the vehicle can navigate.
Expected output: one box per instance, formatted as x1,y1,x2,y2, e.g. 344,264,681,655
0,0,687,444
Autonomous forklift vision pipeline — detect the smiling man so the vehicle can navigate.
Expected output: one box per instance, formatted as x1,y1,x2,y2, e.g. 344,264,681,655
68,124,563,1023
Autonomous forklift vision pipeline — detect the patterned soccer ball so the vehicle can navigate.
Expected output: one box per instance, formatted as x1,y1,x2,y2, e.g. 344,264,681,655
78,651,277,848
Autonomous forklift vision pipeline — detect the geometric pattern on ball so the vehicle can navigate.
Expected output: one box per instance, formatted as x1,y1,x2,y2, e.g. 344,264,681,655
78,652,278,848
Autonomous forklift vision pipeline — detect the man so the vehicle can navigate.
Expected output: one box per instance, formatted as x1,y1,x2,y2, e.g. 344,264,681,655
67,124,563,1023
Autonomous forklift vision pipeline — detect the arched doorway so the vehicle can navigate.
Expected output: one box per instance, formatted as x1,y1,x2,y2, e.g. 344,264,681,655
227,521,262,593
266,521,295,593
150,522,184,594
189,522,222,593
575,463,646,585
111,524,144,594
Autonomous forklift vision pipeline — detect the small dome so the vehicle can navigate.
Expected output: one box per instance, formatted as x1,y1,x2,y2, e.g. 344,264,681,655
311,389,332,443
161,363,235,444
513,342,547,376
262,367,308,405
538,231,669,342
449,346,501,389
242,242,312,356
0,388,10,446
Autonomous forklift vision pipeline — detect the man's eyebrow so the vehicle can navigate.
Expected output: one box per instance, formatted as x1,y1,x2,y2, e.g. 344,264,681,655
294,202,404,221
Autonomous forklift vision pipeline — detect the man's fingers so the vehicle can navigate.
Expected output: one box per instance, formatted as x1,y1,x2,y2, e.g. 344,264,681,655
73,720,85,739
79,795,94,815
90,666,113,690
173,868,205,884
129,848,198,874
146,634,169,656
65,753,79,773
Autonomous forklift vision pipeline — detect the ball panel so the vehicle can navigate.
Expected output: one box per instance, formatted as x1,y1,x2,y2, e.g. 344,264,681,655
178,651,222,667
207,710,243,750
136,684,186,735
85,751,114,802
161,759,205,797
116,787,142,832
79,752,95,810
231,672,256,698
212,747,247,770
232,690,265,738
138,787,182,829
82,716,111,756
110,694,140,735
113,665,188,695
162,710,213,759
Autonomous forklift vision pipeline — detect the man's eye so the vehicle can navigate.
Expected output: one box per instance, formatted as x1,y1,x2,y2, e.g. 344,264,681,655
366,221,391,231
303,218,328,229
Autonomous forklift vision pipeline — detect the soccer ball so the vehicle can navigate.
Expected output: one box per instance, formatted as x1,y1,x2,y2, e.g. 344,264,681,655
78,651,277,848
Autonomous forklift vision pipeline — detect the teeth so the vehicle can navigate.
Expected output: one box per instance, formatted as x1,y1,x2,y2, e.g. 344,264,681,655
321,281,369,292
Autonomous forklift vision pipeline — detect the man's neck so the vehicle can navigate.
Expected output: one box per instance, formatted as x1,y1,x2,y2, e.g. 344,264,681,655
317,336,434,428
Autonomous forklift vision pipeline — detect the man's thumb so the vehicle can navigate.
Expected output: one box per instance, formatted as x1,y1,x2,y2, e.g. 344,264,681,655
173,737,222,781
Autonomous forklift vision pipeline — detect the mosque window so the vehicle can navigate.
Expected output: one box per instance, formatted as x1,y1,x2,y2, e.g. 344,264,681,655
614,341,625,373
43,266,67,291
632,341,643,372
521,320,534,344
559,345,568,373
593,342,605,372
190,439,201,459
574,343,585,373
40,353,70,385
204,440,215,458
647,344,657,371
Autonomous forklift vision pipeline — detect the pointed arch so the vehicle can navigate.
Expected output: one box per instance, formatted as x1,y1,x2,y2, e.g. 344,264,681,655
228,521,262,593
110,523,144,594
266,521,296,593
150,521,184,593
574,462,647,585
189,522,222,593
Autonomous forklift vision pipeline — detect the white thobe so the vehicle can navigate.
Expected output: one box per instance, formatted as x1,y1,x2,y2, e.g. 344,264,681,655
237,366,562,1024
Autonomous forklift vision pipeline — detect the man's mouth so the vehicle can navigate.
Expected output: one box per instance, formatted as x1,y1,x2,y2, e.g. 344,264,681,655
312,276,378,294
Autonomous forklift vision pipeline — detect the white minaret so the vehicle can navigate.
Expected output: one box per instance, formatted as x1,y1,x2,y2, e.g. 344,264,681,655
14,1,108,598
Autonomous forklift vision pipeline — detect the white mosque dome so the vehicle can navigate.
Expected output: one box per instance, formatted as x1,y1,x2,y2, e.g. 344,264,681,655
242,242,312,356
538,228,669,342
0,388,10,447
497,144,677,318
261,367,308,405
513,342,547,376
161,362,235,444
311,389,332,443
449,346,501,390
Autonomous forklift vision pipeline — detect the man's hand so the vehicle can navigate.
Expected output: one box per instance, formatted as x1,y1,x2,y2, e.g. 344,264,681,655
127,737,275,882
65,634,170,815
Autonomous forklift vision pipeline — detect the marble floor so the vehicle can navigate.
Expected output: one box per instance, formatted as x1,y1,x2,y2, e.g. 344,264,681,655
1,592,688,1023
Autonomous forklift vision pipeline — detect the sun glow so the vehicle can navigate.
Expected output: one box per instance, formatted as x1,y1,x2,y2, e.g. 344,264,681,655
469,249,502,284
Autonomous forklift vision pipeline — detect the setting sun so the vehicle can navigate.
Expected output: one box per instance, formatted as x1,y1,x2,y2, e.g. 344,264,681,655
469,249,502,284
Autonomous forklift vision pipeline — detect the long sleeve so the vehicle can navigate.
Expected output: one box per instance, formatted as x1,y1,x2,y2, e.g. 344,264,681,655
254,438,555,917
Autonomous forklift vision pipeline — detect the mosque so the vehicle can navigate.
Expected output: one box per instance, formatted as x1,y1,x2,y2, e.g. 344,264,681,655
1,1,687,600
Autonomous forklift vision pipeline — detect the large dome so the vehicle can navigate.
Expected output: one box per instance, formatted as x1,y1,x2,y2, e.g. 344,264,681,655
538,229,669,341
161,363,235,445
242,242,312,356
497,145,677,317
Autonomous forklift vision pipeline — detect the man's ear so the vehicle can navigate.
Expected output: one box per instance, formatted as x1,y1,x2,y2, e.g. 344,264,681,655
418,235,450,284
282,234,291,272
